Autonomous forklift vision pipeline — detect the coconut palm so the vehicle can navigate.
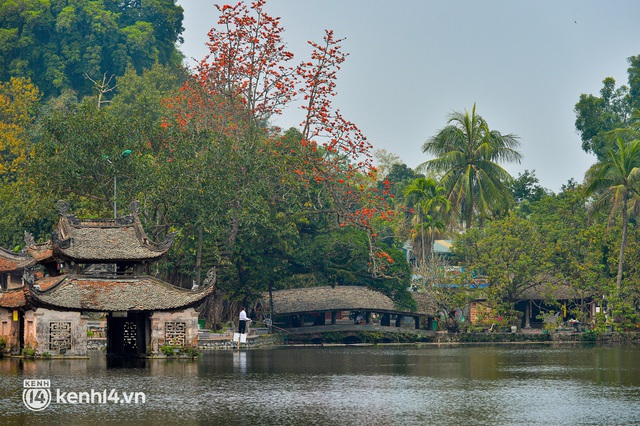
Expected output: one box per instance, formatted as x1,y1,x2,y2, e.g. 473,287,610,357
420,104,522,229
403,177,450,263
584,137,640,294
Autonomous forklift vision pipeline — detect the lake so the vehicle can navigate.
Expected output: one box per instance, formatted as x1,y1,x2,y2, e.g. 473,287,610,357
1,344,639,425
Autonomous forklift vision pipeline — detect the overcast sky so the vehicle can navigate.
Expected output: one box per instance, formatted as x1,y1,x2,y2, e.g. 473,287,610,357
176,0,640,192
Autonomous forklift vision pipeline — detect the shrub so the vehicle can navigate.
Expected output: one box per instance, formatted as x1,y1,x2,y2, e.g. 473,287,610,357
22,346,36,358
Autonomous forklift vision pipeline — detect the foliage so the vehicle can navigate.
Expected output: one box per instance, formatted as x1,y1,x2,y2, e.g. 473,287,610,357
530,186,606,322
453,212,552,321
160,344,200,358
159,344,178,356
584,138,640,294
0,77,52,247
574,54,640,159
411,254,476,332
22,345,35,358
510,169,550,216
420,103,522,228
0,0,185,99
403,177,450,261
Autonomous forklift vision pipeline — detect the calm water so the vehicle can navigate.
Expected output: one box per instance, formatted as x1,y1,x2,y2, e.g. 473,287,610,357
1,344,639,425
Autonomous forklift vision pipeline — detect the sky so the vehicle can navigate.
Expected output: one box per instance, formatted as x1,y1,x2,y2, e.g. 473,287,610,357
176,0,640,193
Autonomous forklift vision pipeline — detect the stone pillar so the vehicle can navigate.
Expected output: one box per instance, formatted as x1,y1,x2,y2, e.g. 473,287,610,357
524,301,531,329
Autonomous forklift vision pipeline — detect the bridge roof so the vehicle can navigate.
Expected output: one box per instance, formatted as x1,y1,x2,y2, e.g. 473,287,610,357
268,286,431,317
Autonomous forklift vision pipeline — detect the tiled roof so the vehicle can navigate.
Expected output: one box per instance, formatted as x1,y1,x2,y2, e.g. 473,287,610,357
0,288,27,308
520,282,584,300
27,275,214,311
52,214,174,262
409,292,438,316
24,233,54,263
267,286,422,316
0,247,35,272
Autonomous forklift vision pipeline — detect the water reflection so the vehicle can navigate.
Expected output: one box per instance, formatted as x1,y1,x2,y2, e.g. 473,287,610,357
233,351,247,374
0,345,639,425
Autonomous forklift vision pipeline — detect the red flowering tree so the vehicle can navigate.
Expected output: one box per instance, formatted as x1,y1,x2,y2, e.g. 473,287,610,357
166,0,402,297
297,30,397,277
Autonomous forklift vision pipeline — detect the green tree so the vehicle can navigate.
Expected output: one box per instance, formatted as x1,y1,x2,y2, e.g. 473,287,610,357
0,0,185,99
420,104,522,229
453,212,551,324
403,177,450,263
530,185,607,323
510,169,550,217
583,137,640,295
574,54,640,160
0,77,53,247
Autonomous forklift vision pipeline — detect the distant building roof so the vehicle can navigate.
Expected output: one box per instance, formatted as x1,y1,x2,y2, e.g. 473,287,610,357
266,286,427,317
0,247,35,272
24,239,54,263
0,287,27,308
433,239,452,254
26,275,214,312
520,282,587,300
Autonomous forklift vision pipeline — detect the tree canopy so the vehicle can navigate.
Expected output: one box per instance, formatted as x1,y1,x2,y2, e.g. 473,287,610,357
420,104,522,229
0,0,185,99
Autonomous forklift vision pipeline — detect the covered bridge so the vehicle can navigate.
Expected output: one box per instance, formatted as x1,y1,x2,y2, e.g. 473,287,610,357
264,286,434,330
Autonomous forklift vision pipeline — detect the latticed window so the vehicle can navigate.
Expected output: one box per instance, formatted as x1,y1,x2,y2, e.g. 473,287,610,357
49,322,72,351
165,322,186,347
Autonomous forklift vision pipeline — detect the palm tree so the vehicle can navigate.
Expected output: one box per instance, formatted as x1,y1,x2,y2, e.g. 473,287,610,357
420,104,522,229
584,137,640,294
403,177,450,263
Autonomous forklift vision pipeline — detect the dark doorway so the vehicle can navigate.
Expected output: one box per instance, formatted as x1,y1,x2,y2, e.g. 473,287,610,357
18,312,24,353
107,312,148,356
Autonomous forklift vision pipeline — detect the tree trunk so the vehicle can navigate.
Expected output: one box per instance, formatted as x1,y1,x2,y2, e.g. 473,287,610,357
195,224,203,287
616,197,628,295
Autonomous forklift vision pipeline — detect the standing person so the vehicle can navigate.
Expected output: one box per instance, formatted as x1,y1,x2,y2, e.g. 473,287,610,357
238,307,250,334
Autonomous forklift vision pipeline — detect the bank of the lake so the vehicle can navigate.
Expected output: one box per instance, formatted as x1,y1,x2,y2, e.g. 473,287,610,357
192,329,640,350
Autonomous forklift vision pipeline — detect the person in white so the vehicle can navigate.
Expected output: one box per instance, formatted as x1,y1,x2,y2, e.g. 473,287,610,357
238,307,250,334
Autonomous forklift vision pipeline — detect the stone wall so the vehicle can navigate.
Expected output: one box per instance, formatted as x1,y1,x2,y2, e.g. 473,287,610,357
149,308,199,354
198,334,282,350
24,308,87,356
0,308,20,354
87,338,107,351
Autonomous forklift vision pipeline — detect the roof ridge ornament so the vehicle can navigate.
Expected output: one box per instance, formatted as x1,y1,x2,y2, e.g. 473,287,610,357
56,200,70,215
202,267,217,288
129,200,141,216
24,231,35,246
158,232,177,250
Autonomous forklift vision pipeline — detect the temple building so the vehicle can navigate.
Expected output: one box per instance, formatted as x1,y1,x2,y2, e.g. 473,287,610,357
0,200,213,357
0,247,35,352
